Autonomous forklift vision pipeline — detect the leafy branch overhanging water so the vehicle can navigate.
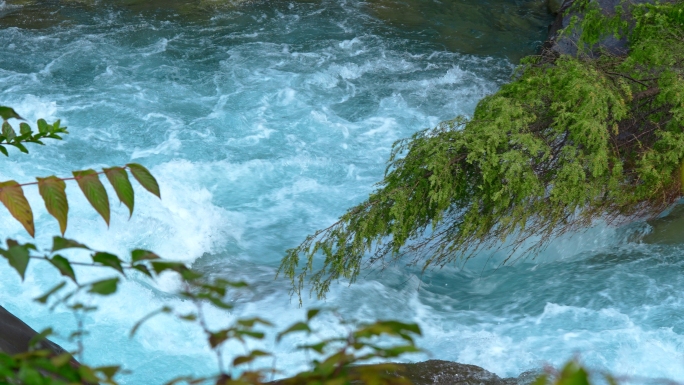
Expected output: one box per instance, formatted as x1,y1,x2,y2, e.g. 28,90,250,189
280,0,684,301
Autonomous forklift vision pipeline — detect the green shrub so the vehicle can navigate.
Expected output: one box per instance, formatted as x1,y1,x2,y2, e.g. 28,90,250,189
280,0,684,300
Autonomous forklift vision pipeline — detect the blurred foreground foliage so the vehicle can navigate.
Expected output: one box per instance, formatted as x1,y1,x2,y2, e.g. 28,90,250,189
280,0,684,300
0,235,424,385
0,109,425,384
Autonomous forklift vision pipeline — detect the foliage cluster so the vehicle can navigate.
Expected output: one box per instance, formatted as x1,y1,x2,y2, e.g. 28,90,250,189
280,0,684,300
0,236,424,385
0,111,426,385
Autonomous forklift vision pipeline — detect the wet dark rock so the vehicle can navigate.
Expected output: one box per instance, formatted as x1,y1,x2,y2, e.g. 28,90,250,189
390,360,519,385
269,360,541,385
0,304,69,356
311,360,542,385
0,305,95,383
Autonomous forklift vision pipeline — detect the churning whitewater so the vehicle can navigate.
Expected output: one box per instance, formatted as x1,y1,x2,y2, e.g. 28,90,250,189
0,0,682,383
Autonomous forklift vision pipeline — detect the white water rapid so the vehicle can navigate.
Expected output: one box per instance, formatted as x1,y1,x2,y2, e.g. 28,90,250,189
0,0,682,383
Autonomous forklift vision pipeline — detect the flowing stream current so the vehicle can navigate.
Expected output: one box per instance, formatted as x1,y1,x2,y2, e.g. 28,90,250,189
1,0,683,383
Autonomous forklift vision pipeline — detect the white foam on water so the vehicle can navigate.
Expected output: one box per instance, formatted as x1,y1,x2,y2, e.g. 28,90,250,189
1,1,683,384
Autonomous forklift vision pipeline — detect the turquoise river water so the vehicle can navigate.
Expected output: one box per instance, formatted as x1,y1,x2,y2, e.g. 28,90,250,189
0,0,683,383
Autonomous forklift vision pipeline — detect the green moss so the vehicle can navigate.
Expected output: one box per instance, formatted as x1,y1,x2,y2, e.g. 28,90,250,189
280,0,684,301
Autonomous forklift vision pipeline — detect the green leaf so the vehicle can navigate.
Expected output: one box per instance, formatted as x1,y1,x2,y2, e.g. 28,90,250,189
94,365,121,381
34,281,67,304
19,122,31,135
277,322,311,342
37,119,49,133
11,142,28,154
298,341,326,354
51,120,61,132
52,236,90,252
18,363,42,384
353,321,421,342
73,169,110,226
237,317,273,327
69,303,96,312
28,327,53,349
132,264,152,277
126,163,161,198
236,330,265,339
0,106,24,121
204,296,233,310
558,361,590,385
88,277,119,296
605,374,619,385
209,330,229,348
180,269,203,281
307,308,321,321
37,176,69,235
232,350,270,366
78,366,100,383
49,255,77,282
51,352,75,368
104,167,134,217
0,145,7,157
2,121,15,142
151,261,187,275
0,242,32,280
376,344,421,358
131,249,160,262
179,313,197,321
0,180,34,237
92,252,124,275
226,280,249,288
